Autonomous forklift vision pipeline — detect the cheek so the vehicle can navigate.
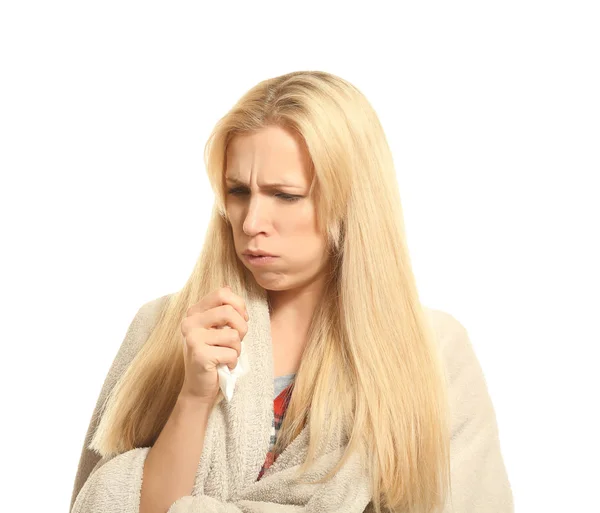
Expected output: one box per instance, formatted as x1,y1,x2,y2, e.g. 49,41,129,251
277,213,314,237
286,216,326,252
282,203,316,228
226,206,244,228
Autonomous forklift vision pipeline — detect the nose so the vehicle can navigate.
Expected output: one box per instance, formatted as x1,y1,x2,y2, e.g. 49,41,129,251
242,195,272,235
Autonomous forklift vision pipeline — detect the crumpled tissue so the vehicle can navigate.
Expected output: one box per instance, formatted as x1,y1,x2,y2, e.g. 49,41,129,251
216,326,249,402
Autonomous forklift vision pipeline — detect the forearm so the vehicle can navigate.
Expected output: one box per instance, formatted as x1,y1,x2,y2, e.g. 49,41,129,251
140,394,212,513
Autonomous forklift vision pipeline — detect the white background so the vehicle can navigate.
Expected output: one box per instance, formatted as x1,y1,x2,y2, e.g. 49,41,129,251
1,1,598,511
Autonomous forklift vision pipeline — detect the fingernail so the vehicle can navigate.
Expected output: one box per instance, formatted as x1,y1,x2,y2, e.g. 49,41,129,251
245,311,249,321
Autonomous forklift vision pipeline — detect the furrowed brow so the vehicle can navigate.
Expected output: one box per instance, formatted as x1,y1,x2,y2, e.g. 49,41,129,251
225,177,303,189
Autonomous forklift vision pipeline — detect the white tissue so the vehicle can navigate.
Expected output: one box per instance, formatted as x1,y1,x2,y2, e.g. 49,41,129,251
216,326,249,402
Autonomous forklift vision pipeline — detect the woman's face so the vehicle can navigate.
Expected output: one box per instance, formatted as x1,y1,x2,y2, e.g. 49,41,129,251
225,124,329,291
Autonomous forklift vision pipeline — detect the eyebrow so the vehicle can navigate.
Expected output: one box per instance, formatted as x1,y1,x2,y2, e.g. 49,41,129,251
225,177,304,190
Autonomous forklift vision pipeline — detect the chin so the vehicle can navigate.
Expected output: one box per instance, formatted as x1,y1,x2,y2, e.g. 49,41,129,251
254,274,287,289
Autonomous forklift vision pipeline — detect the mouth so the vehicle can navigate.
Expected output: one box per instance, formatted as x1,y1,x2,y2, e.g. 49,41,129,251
243,250,277,258
244,254,279,265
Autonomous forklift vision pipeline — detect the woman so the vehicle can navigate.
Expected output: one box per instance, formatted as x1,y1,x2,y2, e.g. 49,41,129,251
69,71,514,513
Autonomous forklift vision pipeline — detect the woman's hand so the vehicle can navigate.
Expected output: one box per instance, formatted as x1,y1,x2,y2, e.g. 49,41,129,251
179,286,249,405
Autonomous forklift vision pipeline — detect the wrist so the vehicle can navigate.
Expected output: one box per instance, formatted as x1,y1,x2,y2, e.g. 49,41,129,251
176,392,216,413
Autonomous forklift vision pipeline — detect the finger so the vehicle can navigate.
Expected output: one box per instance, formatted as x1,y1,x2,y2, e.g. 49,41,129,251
218,286,248,321
215,304,248,334
183,325,242,358
208,345,240,371
187,304,246,340
181,312,247,348
187,287,248,322
204,327,242,358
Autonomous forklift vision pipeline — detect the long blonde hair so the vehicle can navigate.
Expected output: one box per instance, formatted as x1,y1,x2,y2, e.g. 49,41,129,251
90,71,451,513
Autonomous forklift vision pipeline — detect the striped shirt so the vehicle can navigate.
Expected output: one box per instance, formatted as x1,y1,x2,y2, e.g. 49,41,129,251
257,374,295,481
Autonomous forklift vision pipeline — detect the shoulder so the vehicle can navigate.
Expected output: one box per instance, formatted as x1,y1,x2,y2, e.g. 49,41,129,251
422,306,501,441
422,306,480,384
128,292,172,345
130,293,172,332
422,306,467,345
104,293,173,382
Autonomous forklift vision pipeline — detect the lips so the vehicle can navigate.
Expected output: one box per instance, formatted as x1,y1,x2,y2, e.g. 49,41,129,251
243,250,276,257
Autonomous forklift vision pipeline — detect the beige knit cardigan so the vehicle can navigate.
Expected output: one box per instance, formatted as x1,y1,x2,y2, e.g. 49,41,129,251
69,292,514,512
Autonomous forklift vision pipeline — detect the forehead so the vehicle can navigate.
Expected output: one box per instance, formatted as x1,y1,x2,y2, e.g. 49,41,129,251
225,126,312,183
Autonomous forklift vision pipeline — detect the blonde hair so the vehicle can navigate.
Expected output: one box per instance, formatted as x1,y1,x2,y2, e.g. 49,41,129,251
90,71,451,513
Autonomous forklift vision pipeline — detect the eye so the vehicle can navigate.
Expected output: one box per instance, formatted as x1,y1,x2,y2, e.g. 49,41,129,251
226,188,302,203
275,193,302,202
